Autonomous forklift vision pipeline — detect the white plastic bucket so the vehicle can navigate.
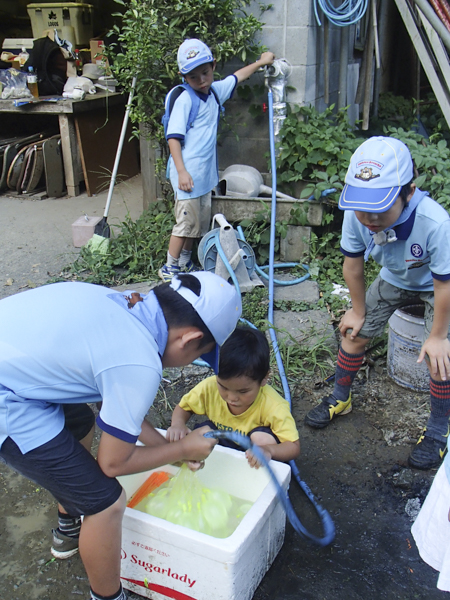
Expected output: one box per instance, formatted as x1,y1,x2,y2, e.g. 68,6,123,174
387,304,429,392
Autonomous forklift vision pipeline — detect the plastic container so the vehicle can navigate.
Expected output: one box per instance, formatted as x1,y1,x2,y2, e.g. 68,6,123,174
27,67,39,98
27,3,94,46
387,304,429,392
118,436,291,600
71,215,102,247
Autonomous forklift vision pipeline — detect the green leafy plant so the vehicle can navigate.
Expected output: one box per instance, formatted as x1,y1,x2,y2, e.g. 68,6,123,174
66,200,173,285
105,0,268,188
383,126,450,213
275,103,362,204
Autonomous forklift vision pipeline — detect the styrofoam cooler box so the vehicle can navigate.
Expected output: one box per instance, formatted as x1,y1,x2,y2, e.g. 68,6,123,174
118,441,291,600
27,3,94,46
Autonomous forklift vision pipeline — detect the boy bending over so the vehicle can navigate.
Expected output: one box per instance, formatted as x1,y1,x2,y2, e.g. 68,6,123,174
167,326,300,467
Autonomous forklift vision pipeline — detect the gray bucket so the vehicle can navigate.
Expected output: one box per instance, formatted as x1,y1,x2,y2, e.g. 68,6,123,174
387,304,429,392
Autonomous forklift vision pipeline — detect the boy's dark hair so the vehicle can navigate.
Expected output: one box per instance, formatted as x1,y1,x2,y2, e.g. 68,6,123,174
218,326,270,383
153,274,214,349
399,180,414,205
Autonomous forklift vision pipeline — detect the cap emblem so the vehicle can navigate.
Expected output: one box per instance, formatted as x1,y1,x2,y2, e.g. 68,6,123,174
355,167,380,182
186,49,199,60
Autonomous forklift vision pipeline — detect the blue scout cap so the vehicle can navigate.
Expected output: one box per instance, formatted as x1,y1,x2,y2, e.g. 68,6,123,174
170,271,241,372
177,39,214,75
339,136,414,213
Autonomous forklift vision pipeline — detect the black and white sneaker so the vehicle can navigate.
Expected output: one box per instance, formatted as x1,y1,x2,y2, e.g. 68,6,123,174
51,528,79,559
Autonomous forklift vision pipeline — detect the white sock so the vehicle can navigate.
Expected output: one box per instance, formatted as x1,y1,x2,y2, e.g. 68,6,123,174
167,252,179,267
178,249,192,268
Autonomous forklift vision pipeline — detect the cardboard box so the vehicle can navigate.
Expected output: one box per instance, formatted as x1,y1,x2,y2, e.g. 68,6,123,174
90,37,110,68
71,215,102,247
118,438,291,600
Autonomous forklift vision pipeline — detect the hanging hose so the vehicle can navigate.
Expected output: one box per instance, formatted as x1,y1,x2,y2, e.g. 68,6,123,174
314,0,369,27
204,429,335,546
194,73,336,546
266,87,335,546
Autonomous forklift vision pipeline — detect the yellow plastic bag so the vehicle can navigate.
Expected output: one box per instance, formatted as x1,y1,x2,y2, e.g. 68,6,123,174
145,464,251,538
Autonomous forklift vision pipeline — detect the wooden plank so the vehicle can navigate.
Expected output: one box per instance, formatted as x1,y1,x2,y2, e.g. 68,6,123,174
394,0,450,130
418,8,450,86
74,103,139,196
58,114,82,196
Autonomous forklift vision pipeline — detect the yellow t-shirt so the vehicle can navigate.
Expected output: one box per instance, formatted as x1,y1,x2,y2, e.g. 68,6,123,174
179,375,299,443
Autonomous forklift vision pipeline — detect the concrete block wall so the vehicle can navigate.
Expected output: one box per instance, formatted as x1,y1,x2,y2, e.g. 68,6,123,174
217,0,357,173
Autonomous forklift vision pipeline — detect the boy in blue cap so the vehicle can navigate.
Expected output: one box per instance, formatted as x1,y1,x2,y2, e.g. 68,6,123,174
305,136,450,470
0,272,241,600
159,38,275,281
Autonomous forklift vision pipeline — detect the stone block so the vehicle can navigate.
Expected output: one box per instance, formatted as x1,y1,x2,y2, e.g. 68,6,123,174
273,309,338,352
279,225,311,262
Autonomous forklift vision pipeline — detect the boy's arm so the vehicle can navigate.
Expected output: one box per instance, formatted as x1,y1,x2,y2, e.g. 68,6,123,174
246,440,300,468
233,51,275,83
418,278,450,381
166,404,193,441
168,138,194,192
339,254,366,340
97,420,216,477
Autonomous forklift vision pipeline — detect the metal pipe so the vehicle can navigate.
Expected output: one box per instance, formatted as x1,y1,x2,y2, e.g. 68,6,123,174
411,0,450,51
264,59,291,156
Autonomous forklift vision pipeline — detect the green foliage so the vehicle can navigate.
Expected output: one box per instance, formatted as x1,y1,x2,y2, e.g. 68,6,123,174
275,103,362,204
66,200,173,285
105,0,267,161
241,286,269,329
383,126,450,213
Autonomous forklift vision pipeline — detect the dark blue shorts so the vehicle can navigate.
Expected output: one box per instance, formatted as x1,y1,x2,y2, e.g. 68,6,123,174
0,426,122,517
194,420,280,451
63,403,95,441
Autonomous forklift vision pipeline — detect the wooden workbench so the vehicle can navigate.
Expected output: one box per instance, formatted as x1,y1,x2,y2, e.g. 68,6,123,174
0,91,139,196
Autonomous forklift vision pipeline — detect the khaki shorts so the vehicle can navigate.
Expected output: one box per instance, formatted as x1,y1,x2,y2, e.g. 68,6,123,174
171,192,212,238
356,274,448,340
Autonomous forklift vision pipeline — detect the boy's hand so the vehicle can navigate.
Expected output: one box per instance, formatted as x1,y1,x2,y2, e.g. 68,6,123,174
166,425,191,442
339,308,366,340
185,459,205,472
258,51,275,67
418,336,450,381
245,446,272,469
179,426,217,462
178,169,194,192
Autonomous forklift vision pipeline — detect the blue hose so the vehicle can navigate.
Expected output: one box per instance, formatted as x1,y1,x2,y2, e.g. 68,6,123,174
196,86,336,547
314,0,369,27
204,430,335,546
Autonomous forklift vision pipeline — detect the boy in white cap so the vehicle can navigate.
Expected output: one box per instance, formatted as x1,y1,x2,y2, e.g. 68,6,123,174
159,38,275,281
304,136,450,470
0,272,241,600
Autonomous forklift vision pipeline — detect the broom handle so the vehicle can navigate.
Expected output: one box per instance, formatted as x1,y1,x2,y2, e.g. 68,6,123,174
103,76,138,219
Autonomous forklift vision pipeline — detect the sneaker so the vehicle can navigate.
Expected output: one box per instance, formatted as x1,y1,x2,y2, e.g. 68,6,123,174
180,260,197,273
304,393,352,429
408,429,448,470
51,528,79,559
158,264,181,282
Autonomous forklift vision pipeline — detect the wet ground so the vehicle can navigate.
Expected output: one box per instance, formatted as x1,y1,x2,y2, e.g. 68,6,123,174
0,364,445,600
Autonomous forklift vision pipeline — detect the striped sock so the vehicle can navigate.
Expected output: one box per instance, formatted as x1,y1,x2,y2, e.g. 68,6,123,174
426,378,450,440
58,511,81,538
332,347,365,401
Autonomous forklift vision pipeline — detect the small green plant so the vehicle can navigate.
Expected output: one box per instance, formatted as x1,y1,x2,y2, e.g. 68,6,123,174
241,286,269,329
384,126,450,213
275,103,362,204
66,200,174,285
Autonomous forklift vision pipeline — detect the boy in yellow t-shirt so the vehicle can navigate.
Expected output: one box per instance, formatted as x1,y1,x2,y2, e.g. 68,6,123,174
167,326,300,468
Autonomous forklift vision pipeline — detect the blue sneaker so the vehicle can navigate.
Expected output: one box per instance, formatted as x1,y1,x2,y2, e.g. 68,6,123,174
158,264,181,282
181,260,197,273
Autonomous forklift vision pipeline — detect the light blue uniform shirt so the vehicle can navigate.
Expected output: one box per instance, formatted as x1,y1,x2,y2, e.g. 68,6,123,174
166,75,237,199
0,282,164,453
340,191,450,290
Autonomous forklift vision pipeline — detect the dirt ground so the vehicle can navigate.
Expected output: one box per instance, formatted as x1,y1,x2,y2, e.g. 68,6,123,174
0,179,447,599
